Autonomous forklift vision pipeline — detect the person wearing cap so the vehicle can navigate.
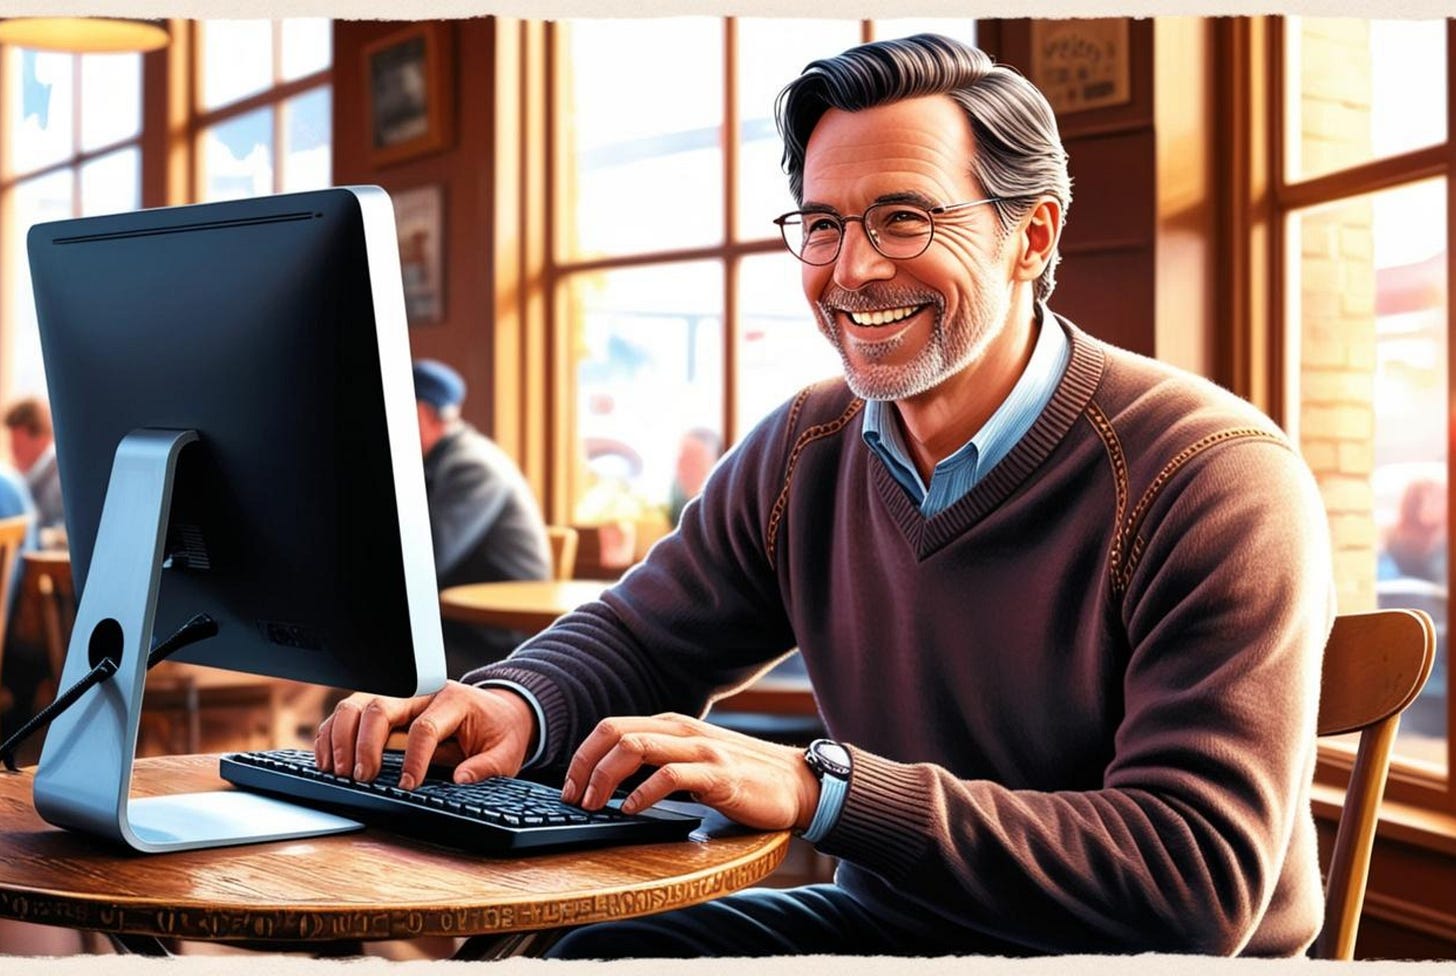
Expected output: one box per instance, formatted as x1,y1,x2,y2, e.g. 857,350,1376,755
412,359,551,677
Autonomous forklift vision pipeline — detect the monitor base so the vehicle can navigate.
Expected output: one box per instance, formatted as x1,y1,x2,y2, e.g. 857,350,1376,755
128,791,360,852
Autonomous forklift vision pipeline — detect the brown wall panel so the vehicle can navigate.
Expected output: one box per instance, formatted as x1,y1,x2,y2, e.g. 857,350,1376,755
333,19,500,437
1061,129,1157,253
1051,248,1156,354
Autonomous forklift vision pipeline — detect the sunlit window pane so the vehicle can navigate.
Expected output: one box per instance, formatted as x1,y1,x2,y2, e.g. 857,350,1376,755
8,172,73,398
736,253,843,435
1290,178,1448,771
561,19,723,258
201,107,275,201
202,19,273,109
870,19,977,45
566,263,724,531
79,147,140,217
282,87,332,192
79,53,141,152
736,19,861,240
9,50,75,174
281,18,331,80
1286,18,1446,183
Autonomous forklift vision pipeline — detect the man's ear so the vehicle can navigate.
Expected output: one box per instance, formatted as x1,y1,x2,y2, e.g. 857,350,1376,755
1010,198,1062,285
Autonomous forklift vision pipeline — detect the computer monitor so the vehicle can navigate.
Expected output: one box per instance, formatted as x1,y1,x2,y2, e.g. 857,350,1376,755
25,186,446,852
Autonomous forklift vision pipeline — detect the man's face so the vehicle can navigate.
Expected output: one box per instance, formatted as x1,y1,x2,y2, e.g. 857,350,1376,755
800,95,1016,402
6,425,46,472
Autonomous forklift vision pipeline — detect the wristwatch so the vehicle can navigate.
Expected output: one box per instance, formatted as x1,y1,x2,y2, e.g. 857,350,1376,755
802,738,851,843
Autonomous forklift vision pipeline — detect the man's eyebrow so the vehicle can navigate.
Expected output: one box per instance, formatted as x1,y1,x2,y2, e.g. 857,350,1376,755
799,191,943,213
873,190,941,208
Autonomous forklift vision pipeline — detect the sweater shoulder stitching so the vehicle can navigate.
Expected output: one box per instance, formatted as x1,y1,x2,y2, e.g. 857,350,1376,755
766,391,865,564
1084,401,1130,587
1113,427,1289,595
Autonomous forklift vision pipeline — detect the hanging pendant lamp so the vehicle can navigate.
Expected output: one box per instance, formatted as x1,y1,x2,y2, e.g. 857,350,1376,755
0,18,170,53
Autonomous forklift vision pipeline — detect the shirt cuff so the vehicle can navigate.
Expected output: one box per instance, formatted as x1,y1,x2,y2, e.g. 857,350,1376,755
802,766,849,843
473,678,547,770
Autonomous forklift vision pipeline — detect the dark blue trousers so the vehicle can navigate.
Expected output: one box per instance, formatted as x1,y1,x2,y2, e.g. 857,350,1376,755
547,883,953,959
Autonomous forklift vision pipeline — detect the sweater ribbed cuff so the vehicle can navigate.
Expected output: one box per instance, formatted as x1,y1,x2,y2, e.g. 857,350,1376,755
467,665,574,769
815,745,934,887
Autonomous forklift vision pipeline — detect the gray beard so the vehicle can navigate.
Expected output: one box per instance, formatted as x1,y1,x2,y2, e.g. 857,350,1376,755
813,260,1012,402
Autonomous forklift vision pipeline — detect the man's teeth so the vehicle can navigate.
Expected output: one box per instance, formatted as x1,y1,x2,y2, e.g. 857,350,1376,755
847,305,921,326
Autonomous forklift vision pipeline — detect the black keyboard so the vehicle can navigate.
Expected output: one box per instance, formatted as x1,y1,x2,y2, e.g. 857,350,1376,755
219,748,701,853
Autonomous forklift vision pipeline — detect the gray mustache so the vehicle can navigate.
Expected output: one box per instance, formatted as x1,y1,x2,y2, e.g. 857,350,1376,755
818,288,942,313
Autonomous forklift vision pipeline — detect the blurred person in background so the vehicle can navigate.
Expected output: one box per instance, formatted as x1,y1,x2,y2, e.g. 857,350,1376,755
413,360,552,677
3,397,63,546
667,427,723,527
1382,475,1448,584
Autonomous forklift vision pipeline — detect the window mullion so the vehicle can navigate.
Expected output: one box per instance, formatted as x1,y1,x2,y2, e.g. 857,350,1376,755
723,17,738,446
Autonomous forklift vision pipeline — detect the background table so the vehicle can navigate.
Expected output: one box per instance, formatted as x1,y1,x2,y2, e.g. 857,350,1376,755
440,580,608,633
0,754,789,958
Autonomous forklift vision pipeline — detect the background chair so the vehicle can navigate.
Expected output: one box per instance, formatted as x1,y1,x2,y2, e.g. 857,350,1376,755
545,525,579,581
0,514,30,716
21,550,73,713
1315,607,1436,960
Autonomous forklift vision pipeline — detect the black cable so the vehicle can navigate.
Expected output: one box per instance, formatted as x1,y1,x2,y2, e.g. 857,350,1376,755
0,613,218,772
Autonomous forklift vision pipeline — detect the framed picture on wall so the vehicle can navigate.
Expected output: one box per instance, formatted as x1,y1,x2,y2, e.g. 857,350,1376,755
1029,18,1132,115
363,23,455,167
393,184,445,325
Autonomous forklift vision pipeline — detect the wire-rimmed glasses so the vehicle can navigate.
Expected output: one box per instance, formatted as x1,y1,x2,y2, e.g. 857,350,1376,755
773,198,1002,266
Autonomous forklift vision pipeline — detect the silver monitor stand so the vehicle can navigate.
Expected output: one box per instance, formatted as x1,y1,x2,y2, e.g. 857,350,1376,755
31,428,361,853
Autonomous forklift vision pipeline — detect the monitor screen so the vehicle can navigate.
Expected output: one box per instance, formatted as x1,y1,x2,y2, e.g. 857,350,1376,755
27,186,445,698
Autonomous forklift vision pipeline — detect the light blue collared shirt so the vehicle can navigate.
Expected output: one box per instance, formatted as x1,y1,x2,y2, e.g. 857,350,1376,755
861,303,1070,517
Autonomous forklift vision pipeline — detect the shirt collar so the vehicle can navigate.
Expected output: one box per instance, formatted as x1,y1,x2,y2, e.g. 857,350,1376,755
861,301,1069,507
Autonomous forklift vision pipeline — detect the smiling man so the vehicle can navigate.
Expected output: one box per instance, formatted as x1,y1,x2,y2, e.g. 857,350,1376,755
318,35,1334,957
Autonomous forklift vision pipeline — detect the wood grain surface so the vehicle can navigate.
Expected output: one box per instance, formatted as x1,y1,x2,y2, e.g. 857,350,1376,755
0,754,788,942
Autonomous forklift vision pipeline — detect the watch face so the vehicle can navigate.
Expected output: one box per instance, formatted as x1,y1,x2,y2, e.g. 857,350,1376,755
809,739,851,778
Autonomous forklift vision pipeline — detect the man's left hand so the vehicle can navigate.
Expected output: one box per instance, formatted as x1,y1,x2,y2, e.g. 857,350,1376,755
561,713,821,832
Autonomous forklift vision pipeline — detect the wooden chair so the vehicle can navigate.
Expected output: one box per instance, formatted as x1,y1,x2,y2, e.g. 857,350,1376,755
1314,608,1436,960
22,550,74,712
0,514,31,715
545,525,579,581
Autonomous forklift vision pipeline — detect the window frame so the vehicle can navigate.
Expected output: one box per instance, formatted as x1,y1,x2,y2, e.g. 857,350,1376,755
0,47,147,405
1266,15,1456,817
188,19,332,202
537,17,989,524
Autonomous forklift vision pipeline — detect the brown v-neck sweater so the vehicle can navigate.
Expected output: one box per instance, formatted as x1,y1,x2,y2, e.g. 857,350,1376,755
471,315,1334,956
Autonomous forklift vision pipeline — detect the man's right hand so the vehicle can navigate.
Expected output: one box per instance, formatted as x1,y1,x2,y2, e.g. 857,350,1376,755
313,680,536,791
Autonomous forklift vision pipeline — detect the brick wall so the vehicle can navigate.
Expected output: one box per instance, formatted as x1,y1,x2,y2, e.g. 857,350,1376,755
1296,18,1377,613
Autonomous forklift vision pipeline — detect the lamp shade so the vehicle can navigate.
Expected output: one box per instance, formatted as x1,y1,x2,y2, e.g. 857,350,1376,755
0,18,169,53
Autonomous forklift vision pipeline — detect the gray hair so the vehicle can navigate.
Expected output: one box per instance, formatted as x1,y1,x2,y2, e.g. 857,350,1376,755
775,34,1073,302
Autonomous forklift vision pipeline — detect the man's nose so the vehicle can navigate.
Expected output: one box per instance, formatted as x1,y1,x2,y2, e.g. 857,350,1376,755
833,221,896,292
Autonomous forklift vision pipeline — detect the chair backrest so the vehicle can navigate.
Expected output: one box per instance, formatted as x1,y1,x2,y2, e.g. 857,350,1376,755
545,525,579,581
22,550,75,692
0,514,30,655
1314,608,1436,960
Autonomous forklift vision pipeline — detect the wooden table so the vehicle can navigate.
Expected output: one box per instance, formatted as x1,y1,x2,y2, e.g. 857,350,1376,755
0,754,789,958
439,580,819,720
439,580,609,633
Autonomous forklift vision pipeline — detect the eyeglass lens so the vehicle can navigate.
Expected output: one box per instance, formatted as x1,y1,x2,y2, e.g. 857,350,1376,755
788,204,935,263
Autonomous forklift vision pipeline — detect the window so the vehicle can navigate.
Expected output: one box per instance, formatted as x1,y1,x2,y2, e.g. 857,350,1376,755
0,19,333,408
547,17,977,542
1,49,143,399
195,19,332,201
1274,17,1454,810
